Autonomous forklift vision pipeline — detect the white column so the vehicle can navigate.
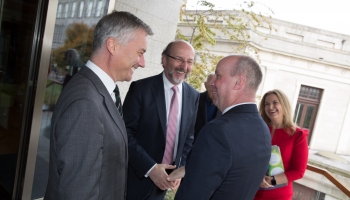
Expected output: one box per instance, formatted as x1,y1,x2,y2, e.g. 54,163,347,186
114,0,183,100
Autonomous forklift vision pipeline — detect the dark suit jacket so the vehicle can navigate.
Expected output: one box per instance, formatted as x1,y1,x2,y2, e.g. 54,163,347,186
194,91,221,141
45,67,128,200
175,104,271,200
123,73,199,200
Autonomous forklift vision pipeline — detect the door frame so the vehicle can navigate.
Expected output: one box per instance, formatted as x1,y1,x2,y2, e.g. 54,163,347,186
21,0,58,199
21,0,116,199
292,81,327,149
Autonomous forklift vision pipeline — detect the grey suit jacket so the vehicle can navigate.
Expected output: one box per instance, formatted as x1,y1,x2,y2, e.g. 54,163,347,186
45,67,128,200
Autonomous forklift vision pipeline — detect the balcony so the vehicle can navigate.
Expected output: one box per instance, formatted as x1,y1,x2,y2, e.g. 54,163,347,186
294,150,350,200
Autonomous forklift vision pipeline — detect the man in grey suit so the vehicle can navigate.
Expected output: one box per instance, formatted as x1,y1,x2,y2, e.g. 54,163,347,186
44,11,153,199
169,55,271,200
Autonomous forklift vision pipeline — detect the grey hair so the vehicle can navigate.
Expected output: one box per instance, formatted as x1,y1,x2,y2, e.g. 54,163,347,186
92,11,153,54
230,55,262,91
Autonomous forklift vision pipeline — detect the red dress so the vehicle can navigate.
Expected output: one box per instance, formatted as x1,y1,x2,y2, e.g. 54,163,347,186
254,127,309,200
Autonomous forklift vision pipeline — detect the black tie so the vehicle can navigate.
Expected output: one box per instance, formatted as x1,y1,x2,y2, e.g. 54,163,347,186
114,85,123,118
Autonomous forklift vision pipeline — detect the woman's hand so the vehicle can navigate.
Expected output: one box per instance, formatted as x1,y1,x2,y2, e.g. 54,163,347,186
260,175,274,188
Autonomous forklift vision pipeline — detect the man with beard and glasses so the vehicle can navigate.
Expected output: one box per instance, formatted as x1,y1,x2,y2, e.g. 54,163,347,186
123,40,199,200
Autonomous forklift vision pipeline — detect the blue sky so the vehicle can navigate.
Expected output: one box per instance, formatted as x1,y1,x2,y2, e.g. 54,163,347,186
186,0,350,36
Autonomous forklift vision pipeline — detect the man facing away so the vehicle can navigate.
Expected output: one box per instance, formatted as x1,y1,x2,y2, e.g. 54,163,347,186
194,73,221,142
123,40,199,200
169,55,271,200
45,11,153,200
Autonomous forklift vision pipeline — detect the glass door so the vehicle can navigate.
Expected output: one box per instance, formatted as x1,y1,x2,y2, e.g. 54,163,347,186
29,0,111,199
293,85,322,144
0,0,44,198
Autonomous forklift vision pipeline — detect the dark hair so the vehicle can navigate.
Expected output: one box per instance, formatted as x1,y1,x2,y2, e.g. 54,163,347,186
92,11,153,54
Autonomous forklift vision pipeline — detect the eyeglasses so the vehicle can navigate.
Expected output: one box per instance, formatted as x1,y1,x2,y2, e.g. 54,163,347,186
166,54,194,66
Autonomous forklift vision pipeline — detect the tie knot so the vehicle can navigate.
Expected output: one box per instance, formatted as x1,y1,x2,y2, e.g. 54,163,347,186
114,85,120,93
171,86,177,93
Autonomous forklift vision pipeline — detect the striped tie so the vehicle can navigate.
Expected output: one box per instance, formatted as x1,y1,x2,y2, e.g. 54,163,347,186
114,85,123,118
162,86,178,164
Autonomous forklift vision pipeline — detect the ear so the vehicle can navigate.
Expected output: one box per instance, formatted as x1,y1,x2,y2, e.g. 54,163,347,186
233,74,246,90
161,54,167,66
204,81,210,91
106,37,119,55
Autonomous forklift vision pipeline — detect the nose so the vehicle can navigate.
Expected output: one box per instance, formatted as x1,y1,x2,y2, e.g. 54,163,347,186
268,104,274,110
139,55,145,68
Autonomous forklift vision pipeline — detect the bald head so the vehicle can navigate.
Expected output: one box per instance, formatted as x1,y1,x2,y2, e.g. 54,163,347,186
221,55,262,93
211,55,262,111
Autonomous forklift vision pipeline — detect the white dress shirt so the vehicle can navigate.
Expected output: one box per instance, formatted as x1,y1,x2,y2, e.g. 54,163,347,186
86,60,117,102
163,72,183,162
145,72,183,177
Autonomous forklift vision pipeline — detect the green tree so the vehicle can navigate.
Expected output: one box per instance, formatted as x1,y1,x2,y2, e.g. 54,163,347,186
177,0,274,90
52,22,94,74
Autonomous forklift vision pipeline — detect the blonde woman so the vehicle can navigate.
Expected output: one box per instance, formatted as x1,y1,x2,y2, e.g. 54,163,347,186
254,89,309,200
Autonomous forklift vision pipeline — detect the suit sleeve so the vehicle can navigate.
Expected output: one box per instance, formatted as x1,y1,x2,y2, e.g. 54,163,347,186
175,123,231,200
123,81,156,178
285,128,309,182
54,98,103,199
180,91,199,167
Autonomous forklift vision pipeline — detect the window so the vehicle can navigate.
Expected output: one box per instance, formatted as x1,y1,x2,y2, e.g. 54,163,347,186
293,85,322,144
95,0,103,17
57,4,62,18
53,25,64,43
86,1,93,17
70,2,77,18
63,4,69,18
78,1,84,17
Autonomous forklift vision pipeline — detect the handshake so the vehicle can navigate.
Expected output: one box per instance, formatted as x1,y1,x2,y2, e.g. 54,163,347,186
148,164,186,190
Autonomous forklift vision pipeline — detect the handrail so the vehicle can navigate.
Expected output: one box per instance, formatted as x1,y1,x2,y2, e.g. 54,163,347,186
307,164,350,197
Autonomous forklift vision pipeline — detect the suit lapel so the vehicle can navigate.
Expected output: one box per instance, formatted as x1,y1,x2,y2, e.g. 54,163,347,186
179,82,189,141
80,67,127,144
152,73,167,135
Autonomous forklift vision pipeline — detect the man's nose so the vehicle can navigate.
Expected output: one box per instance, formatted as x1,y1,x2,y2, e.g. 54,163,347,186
139,55,145,68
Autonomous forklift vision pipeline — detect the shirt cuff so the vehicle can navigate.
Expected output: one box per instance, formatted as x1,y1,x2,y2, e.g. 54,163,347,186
145,163,157,178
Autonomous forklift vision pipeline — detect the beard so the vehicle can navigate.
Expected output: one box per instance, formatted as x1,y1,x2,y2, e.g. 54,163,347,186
167,68,190,84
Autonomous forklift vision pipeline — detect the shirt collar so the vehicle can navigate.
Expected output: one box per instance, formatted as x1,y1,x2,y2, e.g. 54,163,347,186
86,60,116,95
222,102,256,114
162,72,183,93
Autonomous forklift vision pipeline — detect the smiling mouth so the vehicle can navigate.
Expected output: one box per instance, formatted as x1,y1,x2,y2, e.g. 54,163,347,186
175,69,186,74
132,65,139,70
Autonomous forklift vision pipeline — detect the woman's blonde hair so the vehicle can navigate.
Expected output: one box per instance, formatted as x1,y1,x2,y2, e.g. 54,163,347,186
259,89,296,135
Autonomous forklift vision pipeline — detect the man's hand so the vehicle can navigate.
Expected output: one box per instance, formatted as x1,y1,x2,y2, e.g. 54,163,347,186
167,166,185,181
170,178,181,191
149,164,176,190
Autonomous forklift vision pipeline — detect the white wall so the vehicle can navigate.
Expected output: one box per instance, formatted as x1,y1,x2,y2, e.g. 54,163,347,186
114,0,183,100
177,15,350,155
